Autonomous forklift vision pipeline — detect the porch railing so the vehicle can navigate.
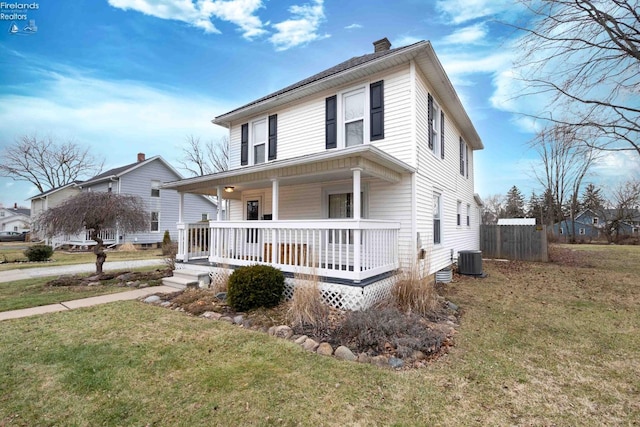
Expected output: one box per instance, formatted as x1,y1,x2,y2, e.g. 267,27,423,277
177,220,400,283
50,229,117,249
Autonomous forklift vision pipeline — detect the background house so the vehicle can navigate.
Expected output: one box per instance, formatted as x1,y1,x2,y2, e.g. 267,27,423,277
76,153,218,247
0,203,31,233
29,182,82,241
163,38,484,308
552,208,640,241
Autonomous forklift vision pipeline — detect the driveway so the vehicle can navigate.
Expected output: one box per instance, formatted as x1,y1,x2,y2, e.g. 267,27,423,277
0,259,166,283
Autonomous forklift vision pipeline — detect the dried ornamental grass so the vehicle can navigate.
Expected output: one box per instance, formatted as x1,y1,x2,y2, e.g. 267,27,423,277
288,271,329,335
392,259,438,317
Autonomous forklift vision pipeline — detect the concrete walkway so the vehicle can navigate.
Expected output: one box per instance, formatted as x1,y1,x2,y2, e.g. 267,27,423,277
0,259,180,321
0,285,180,321
0,259,166,283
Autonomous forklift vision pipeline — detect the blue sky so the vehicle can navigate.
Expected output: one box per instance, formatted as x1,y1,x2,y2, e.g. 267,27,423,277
0,0,637,208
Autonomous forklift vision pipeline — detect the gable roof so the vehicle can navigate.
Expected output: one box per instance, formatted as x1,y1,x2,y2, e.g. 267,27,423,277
28,181,82,200
80,155,183,187
212,39,483,150
0,207,30,216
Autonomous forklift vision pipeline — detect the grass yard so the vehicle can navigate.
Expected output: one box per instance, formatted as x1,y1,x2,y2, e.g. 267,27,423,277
0,244,164,272
0,244,638,426
0,265,167,312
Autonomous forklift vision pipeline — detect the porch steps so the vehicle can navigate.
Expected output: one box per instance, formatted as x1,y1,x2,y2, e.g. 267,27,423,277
162,269,211,289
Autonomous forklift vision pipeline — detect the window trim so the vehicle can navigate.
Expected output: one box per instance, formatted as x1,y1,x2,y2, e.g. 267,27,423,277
250,117,268,165
433,192,442,245
456,201,462,227
150,211,159,232
579,228,586,235
321,184,368,219
466,204,471,227
429,96,442,158
151,180,160,198
333,83,377,149
460,137,469,178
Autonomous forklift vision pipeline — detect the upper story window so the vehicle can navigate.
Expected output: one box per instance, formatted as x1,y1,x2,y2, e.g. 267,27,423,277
252,118,267,164
0,212,4,217
459,137,469,178
429,97,442,157
151,180,160,197
241,114,277,166
326,80,384,150
343,88,365,147
593,217,599,225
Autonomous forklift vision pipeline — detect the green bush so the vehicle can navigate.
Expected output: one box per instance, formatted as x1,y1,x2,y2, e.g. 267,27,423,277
24,244,54,262
161,230,173,255
227,265,285,311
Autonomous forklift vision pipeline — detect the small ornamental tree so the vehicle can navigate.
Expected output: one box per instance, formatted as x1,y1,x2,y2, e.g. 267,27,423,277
37,192,149,274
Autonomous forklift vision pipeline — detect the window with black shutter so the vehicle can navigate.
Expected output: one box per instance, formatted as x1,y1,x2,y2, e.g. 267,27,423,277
440,110,445,159
427,94,433,151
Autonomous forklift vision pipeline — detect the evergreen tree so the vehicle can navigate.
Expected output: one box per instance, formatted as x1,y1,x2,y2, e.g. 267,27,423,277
581,183,605,212
504,186,526,218
527,191,543,224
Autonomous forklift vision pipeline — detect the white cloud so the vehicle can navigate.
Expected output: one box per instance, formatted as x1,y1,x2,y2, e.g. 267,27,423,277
442,23,488,45
108,0,266,38
0,70,231,176
344,23,362,30
269,0,328,51
435,0,514,24
393,35,422,48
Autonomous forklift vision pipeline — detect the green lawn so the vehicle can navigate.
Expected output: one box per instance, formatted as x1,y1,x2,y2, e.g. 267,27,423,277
0,244,638,425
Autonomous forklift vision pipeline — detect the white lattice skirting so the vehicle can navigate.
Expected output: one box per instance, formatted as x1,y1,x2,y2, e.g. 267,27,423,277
190,265,396,311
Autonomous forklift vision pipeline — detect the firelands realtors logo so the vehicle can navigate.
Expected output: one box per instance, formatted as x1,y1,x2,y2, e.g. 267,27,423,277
1,2,39,35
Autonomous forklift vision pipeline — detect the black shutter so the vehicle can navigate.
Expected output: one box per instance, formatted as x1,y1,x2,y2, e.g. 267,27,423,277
440,111,445,159
326,96,337,149
268,114,277,160
370,80,384,141
466,145,470,178
459,137,464,175
241,123,248,166
427,94,433,150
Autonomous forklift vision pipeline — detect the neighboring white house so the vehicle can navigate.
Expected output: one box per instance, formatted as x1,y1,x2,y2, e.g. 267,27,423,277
31,154,218,248
162,38,484,309
0,203,31,232
29,181,82,241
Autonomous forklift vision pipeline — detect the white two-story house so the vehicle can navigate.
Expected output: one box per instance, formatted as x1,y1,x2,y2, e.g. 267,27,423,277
163,38,484,309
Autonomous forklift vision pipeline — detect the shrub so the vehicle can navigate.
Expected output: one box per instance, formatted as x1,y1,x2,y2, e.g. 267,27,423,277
336,304,444,356
288,271,328,335
392,261,437,317
227,264,285,311
161,230,173,255
24,244,54,262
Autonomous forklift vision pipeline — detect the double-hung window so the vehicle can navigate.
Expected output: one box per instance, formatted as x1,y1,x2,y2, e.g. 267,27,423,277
459,137,469,177
428,94,442,158
252,118,267,164
457,201,462,226
343,88,365,147
325,80,384,149
466,204,471,227
433,193,442,245
150,211,159,232
151,180,160,198
240,115,277,166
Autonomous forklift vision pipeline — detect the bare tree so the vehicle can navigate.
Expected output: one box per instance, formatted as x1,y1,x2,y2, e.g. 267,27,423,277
0,134,104,193
178,135,229,176
481,194,505,225
530,124,598,243
37,192,149,274
600,179,640,242
513,0,640,155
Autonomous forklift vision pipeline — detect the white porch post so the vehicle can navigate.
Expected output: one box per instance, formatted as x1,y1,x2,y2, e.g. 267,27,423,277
216,187,223,222
271,179,279,264
177,192,186,261
352,168,362,281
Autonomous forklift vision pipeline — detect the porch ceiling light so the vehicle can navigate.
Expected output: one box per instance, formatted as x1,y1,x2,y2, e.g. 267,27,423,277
224,186,235,193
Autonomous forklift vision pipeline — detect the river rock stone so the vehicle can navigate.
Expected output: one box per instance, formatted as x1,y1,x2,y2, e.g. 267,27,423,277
389,357,404,369
273,325,293,339
371,355,389,367
334,346,356,361
201,311,222,320
294,335,308,344
357,352,371,364
143,295,161,304
316,342,334,356
302,338,319,352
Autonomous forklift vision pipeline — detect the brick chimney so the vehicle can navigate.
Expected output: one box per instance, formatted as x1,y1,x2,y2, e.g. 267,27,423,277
373,37,391,53
137,153,145,162
13,202,17,209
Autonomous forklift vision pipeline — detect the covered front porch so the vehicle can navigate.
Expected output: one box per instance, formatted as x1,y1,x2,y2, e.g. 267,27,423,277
165,145,415,286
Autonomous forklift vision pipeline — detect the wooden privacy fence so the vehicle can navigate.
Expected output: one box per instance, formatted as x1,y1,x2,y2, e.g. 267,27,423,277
480,225,548,262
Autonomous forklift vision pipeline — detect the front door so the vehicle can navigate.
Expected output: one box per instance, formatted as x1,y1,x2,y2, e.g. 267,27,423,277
246,199,260,243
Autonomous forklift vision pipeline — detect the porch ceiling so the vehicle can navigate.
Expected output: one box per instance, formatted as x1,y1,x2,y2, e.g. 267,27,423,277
162,145,415,197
